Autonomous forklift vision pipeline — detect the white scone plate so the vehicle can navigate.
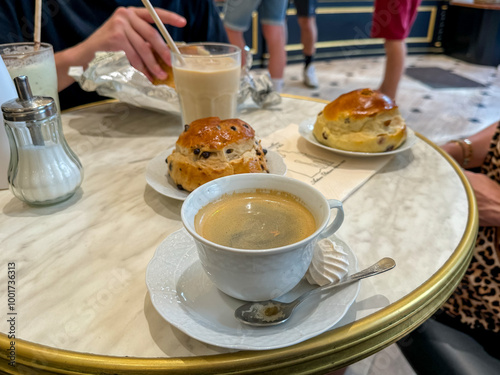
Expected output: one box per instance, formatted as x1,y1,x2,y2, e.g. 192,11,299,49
146,147,287,201
145,228,359,350
299,117,417,157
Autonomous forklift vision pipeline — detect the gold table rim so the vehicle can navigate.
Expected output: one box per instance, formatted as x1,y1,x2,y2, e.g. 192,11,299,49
0,95,478,374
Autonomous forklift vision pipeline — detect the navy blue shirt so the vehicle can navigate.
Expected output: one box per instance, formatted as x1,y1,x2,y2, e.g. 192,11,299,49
0,0,228,109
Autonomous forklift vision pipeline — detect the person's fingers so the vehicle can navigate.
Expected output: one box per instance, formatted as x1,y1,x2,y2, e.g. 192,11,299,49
145,9,175,69
121,20,164,79
83,6,185,81
124,8,170,78
132,7,185,66
132,7,187,28
118,36,153,81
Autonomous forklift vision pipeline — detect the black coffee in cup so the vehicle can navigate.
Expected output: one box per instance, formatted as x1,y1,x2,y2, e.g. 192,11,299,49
194,190,316,250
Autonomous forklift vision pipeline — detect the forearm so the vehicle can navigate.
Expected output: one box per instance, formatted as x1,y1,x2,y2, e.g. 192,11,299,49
465,170,500,227
441,122,499,169
55,44,94,91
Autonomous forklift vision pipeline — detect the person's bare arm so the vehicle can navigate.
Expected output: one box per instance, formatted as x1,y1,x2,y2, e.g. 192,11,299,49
464,170,500,226
440,122,499,169
441,121,500,225
55,6,186,91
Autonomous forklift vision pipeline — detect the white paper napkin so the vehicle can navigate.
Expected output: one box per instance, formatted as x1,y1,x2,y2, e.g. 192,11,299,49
263,124,393,201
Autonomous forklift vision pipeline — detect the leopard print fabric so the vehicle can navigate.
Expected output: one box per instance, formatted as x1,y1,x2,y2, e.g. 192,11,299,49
441,125,500,335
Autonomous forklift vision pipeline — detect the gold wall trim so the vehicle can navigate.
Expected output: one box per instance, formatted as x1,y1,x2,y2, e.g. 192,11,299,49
285,6,437,52
251,11,259,55
286,36,431,52
288,5,435,15
426,6,437,42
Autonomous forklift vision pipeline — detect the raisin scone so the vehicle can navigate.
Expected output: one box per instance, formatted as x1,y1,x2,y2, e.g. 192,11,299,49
313,88,407,152
166,117,269,192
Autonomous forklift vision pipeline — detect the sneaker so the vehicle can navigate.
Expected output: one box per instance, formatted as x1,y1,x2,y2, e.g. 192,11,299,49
303,64,319,88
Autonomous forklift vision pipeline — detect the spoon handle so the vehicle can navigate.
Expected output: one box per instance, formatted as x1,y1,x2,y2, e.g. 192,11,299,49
346,257,396,283
297,257,396,304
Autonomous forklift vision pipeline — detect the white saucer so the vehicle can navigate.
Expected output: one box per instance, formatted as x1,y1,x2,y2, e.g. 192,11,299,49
298,117,417,157
145,228,359,350
145,148,287,201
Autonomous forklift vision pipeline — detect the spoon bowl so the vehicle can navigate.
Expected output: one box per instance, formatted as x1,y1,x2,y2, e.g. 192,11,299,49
234,257,396,326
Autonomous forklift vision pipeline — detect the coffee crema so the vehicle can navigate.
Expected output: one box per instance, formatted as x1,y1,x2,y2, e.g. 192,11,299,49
194,190,317,250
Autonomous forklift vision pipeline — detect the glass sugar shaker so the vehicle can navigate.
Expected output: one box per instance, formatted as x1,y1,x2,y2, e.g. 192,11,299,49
1,75,83,205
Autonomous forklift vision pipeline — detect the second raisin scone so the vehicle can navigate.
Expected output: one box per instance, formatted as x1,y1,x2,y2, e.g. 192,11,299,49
166,117,269,192
313,88,407,152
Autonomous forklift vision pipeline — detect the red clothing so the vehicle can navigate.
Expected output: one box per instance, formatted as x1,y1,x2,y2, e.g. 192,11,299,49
371,0,422,40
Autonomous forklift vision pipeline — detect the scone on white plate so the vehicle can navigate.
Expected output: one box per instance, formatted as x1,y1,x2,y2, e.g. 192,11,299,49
166,117,269,192
313,88,407,153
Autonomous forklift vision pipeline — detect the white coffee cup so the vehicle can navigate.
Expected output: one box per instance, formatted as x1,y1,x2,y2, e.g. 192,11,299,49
181,174,344,301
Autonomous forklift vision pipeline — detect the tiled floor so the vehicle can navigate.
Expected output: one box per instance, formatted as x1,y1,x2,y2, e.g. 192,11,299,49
254,54,500,375
345,343,416,375
258,54,500,146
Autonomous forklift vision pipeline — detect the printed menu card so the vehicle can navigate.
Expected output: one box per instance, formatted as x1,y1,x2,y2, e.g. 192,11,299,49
264,124,394,202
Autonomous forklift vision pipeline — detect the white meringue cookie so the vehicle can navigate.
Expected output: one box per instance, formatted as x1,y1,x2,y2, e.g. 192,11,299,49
305,238,350,286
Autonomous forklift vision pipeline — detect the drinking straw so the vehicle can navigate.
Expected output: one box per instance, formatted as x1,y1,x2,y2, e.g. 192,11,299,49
31,0,45,144
141,0,184,64
34,0,42,50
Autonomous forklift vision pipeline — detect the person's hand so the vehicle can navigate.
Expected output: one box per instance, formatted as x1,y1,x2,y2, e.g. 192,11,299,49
464,170,500,227
65,6,186,84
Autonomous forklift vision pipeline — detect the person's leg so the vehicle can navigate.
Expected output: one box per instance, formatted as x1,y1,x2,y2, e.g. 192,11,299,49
295,0,318,87
222,0,259,66
225,28,246,50
297,16,316,57
261,24,287,80
379,39,406,100
259,0,288,92
261,23,287,92
371,0,421,100
297,15,318,88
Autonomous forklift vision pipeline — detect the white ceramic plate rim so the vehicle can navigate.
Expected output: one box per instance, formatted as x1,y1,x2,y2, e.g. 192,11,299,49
145,228,359,350
298,117,417,157
145,148,287,201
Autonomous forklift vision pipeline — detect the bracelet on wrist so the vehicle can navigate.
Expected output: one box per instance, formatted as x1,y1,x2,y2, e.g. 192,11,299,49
449,139,473,167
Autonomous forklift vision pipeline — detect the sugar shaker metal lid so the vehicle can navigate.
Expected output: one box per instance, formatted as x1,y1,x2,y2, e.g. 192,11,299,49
1,75,57,122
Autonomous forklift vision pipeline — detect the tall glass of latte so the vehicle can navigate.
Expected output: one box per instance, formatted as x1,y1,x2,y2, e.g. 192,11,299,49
171,43,241,125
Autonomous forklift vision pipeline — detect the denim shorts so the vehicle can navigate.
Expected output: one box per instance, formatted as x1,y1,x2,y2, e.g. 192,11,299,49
223,0,288,31
293,0,317,17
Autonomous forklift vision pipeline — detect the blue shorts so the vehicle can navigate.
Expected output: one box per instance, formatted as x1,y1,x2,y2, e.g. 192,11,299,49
223,0,288,31
293,0,317,17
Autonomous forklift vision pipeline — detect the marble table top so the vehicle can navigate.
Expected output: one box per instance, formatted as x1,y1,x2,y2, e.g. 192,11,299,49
0,95,477,374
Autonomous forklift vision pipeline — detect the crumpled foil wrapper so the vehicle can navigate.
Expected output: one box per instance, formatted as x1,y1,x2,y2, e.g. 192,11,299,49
68,51,179,114
238,46,282,108
69,48,281,113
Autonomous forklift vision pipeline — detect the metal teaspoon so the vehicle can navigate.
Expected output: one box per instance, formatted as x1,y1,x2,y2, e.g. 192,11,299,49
234,257,396,326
